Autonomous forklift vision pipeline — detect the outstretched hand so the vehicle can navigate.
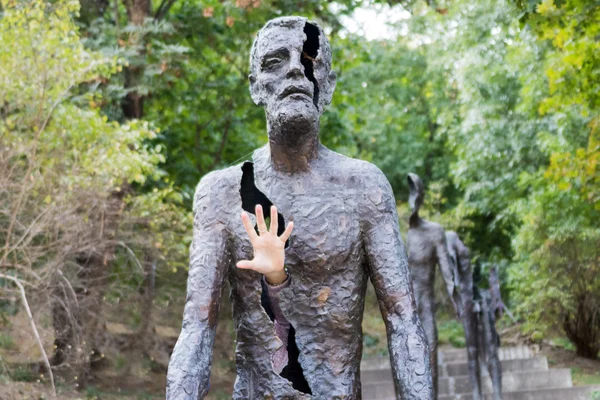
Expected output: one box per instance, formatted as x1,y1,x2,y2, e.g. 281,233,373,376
237,204,294,285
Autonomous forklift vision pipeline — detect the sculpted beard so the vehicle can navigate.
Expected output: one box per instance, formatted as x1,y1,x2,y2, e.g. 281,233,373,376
267,96,319,147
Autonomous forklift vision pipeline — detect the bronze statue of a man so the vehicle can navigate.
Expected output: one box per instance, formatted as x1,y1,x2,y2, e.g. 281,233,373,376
406,173,462,398
166,17,433,399
446,231,482,400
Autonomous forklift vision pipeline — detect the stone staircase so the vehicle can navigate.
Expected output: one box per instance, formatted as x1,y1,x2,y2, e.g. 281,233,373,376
361,346,600,399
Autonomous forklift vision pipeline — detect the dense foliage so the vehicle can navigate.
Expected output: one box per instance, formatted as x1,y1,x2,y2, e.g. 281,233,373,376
0,0,598,396
509,0,600,358
0,0,189,384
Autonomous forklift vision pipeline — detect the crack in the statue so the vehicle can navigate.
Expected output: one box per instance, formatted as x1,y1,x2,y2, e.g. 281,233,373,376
240,162,288,246
302,22,320,109
239,162,311,395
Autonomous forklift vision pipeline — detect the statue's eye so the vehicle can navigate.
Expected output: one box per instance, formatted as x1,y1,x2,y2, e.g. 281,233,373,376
263,57,282,70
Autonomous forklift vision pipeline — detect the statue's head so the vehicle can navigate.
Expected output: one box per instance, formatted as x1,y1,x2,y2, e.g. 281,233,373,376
249,17,336,141
407,173,424,215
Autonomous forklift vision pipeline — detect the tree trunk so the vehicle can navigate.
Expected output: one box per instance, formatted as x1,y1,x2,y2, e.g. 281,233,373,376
564,297,600,360
122,0,151,120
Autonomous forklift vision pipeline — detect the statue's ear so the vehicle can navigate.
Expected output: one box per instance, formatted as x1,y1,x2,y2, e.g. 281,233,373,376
320,70,337,108
249,73,264,106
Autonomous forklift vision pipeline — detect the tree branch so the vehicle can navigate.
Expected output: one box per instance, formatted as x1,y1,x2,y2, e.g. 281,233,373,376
154,0,177,20
0,274,56,397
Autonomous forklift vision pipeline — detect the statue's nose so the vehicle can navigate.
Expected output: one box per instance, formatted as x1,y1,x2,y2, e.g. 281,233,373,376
286,52,305,79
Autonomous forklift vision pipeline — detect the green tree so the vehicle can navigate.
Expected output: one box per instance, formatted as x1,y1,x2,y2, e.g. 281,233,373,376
509,0,600,359
0,0,189,385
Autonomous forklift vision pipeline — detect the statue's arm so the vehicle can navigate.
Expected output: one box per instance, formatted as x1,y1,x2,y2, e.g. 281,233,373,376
166,173,232,400
455,238,473,294
436,232,463,318
488,267,505,317
362,167,433,400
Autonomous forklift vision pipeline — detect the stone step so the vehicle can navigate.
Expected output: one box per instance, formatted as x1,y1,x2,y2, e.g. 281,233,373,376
441,368,572,395
361,369,573,398
361,356,548,379
361,347,535,371
439,346,532,363
361,356,393,371
440,356,548,377
438,385,600,400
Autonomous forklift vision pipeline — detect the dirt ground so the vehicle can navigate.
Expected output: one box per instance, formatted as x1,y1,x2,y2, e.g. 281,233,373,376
2,292,598,399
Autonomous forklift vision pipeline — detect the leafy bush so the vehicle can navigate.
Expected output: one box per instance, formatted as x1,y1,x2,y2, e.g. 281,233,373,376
438,319,466,348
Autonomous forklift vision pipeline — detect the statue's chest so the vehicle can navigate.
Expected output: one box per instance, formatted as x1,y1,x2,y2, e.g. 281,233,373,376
407,229,437,264
236,176,363,274
284,191,361,268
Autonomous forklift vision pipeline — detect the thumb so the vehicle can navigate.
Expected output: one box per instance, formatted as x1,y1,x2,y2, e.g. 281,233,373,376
236,260,256,270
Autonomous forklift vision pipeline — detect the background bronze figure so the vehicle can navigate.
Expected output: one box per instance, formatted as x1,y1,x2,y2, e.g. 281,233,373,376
446,231,482,400
406,173,462,398
474,265,505,400
166,17,433,399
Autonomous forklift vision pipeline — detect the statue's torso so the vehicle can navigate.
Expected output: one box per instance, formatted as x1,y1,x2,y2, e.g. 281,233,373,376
219,146,376,399
407,220,444,293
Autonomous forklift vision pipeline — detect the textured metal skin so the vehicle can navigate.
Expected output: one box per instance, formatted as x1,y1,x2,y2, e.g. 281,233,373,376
166,16,433,400
475,267,503,400
476,290,503,400
446,231,482,400
488,266,505,319
406,173,462,399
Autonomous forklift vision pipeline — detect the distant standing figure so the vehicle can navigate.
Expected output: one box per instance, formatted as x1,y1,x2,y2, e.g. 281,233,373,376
474,264,504,400
446,231,482,400
406,173,463,398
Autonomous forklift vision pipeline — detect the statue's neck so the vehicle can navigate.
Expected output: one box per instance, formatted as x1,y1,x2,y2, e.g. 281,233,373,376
409,209,421,228
267,118,320,173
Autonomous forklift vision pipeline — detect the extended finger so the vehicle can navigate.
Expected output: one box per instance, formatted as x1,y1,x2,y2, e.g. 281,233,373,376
236,259,257,271
280,221,294,242
241,212,258,242
270,205,278,234
255,204,267,234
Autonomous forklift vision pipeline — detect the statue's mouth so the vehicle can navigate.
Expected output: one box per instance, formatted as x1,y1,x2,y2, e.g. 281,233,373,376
280,85,312,100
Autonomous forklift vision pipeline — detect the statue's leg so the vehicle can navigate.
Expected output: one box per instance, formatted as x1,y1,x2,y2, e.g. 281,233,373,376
462,299,482,400
482,298,502,400
417,295,437,398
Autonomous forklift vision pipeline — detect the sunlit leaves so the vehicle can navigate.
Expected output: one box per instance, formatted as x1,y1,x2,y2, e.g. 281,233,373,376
0,0,117,125
504,0,600,354
0,0,186,274
545,127,600,209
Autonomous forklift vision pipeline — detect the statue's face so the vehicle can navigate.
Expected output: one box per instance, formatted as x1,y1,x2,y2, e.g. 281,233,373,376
249,18,336,142
407,173,425,213
265,26,314,116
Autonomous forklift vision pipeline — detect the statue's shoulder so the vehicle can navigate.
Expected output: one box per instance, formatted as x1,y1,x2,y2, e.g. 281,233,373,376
446,230,459,244
193,164,243,210
324,148,388,186
422,218,445,237
195,165,242,191
447,230,469,255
